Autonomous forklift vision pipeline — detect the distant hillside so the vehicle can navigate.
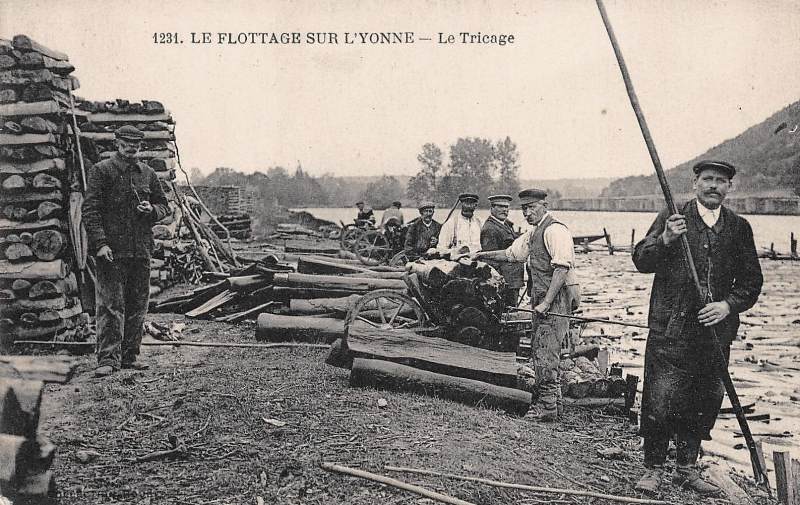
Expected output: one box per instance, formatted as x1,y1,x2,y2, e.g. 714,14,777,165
522,177,614,199
602,101,800,197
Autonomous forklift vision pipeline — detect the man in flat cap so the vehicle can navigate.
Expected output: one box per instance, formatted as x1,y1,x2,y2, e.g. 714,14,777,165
404,201,441,260
380,200,405,229
355,201,376,227
436,192,483,254
473,188,578,422
481,195,524,306
632,160,762,496
83,125,170,377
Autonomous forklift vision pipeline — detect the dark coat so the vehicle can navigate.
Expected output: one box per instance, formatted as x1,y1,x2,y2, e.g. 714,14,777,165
404,218,441,257
632,199,762,344
82,153,169,259
481,216,524,289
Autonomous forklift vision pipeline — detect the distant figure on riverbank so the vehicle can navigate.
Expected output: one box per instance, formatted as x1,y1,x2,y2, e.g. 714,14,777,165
632,160,763,496
354,200,375,227
436,192,482,254
380,201,404,229
404,201,440,260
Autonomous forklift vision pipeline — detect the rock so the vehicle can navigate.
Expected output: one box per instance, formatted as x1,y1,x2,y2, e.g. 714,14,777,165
75,449,101,464
377,398,388,408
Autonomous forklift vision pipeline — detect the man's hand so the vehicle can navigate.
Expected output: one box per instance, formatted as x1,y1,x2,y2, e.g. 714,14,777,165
469,252,483,262
697,300,730,326
97,245,113,262
136,200,153,215
533,300,551,317
661,213,687,245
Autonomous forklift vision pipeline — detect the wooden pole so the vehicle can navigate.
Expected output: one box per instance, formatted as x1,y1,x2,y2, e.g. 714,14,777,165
383,466,668,505
630,229,636,252
603,227,613,255
594,0,770,491
321,463,476,505
14,340,329,350
774,451,794,504
792,458,800,505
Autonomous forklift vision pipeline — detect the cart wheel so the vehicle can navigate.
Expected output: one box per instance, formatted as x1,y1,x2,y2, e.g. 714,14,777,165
389,251,409,267
340,225,363,252
346,289,426,332
354,230,392,266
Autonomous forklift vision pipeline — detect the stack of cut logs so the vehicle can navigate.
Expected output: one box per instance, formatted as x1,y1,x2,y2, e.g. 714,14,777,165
0,355,78,503
76,98,185,295
210,213,251,240
0,35,88,347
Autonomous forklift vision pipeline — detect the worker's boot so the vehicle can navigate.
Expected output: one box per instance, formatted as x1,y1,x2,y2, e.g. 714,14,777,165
526,382,558,422
634,466,664,495
672,466,721,496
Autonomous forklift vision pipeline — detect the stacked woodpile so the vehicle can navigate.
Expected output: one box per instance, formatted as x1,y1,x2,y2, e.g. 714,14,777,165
0,35,89,347
210,213,251,240
0,354,78,504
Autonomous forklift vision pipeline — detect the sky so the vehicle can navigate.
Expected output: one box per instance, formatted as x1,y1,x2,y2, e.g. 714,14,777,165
3,0,800,180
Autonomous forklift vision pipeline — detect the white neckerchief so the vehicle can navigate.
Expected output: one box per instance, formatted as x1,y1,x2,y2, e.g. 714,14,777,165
696,200,720,228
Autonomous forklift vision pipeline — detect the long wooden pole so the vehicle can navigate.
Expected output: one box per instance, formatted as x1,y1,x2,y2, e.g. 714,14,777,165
594,0,770,493
510,307,650,329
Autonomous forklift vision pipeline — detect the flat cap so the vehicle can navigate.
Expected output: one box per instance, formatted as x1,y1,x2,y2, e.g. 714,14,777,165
114,125,145,141
418,201,435,210
355,200,365,205
458,192,479,202
518,188,548,206
392,201,402,207
693,160,736,179
488,194,513,205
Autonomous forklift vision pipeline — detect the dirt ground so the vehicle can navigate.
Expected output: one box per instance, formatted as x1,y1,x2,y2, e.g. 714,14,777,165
35,307,775,505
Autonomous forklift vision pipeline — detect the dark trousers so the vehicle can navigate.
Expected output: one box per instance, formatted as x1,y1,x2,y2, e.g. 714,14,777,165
95,258,150,368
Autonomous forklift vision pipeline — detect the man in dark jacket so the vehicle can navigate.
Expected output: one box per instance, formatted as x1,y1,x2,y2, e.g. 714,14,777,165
632,160,762,496
403,201,440,259
481,194,524,306
82,125,169,377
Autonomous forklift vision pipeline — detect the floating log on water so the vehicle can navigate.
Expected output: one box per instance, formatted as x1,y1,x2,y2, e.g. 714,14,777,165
349,358,531,416
256,313,344,344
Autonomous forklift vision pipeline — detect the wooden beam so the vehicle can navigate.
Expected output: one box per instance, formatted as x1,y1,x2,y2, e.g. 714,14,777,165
0,259,67,280
0,101,79,117
0,133,57,146
99,149,175,160
80,130,174,141
0,158,65,176
0,191,63,204
88,111,172,123
12,34,70,61
774,451,794,505
0,218,61,233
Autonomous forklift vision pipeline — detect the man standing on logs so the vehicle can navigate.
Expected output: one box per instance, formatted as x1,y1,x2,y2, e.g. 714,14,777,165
481,194,524,306
632,160,762,496
436,193,482,254
472,189,577,422
82,125,169,378
403,201,441,260
355,201,376,227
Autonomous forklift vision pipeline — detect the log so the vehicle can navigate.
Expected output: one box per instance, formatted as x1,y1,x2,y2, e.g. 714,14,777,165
0,289,14,302
349,358,531,416
2,175,27,192
0,190,63,204
297,256,372,276
272,286,371,300
272,272,405,292
0,158,65,175
12,35,70,61
4,243,33,261
31,230,64,261
284,242,341,255
20,117,58,135
0,101,66,117
0,55,14,69
344,325,520,388
19,233,32,245
562,397,626,409
28,280,63,300
0,133,58,146
3,205,28,221
0,89,16,103
226,274,272,293
286,295,362,316
88,111,172,123
774,451,794,505
38,310,60,323
4,296,67,314
0,259,67,280
36,201,61,220
11,280,31,294
0,217,61,232
256,313,344,344
31,173,61,190
0,379,43,438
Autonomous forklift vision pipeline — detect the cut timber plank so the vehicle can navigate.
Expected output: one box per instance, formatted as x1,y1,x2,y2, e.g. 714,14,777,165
88,111,172,122
272,272,405,292
350,358,531,416
0,101,81,117
0,133,57,146
0,260,66,280
343,325,520,388
0,191,63,204
184,289,237,318
0,218,61,233
80,131,173,141
12,34,70,61
774,451,794,505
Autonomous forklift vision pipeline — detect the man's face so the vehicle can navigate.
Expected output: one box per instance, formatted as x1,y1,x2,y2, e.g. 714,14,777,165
461,200,477,217
693,168,731,210
116,138,141,159
356,203,364,211
522,200,547,224
420,207,434,222
490,203,509,221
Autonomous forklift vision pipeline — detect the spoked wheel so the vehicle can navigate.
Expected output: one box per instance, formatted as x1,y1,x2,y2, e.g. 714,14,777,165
354,229,392,266
345,289,426,332
340,225,363,252
389,251,410,267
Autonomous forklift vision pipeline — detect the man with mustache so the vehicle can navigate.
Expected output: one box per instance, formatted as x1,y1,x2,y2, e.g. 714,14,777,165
632,160,762,496
403,201,441,260
472,189,578,421
436,193,482,254
83,125,169,378
480,194,524,306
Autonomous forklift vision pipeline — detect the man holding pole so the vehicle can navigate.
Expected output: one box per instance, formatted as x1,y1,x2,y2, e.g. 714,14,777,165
632,160,762,495
473,189,578,421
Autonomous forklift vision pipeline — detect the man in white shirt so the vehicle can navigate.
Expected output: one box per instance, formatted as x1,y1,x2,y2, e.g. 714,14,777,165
473,188,578,422
436,192,483,254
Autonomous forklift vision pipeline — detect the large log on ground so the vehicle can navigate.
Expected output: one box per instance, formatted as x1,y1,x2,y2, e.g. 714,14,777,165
286,295,362,316
342,325,520,388
297,256,371,275
271,286,365,300
255,313,344,343
350,358,531,416
272,272,405,292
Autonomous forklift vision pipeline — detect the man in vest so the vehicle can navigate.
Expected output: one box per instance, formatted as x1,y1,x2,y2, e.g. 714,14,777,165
481,194,524,306
632,160,762,496
436,192,482,254
472,188,577,421
404,201,441,260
